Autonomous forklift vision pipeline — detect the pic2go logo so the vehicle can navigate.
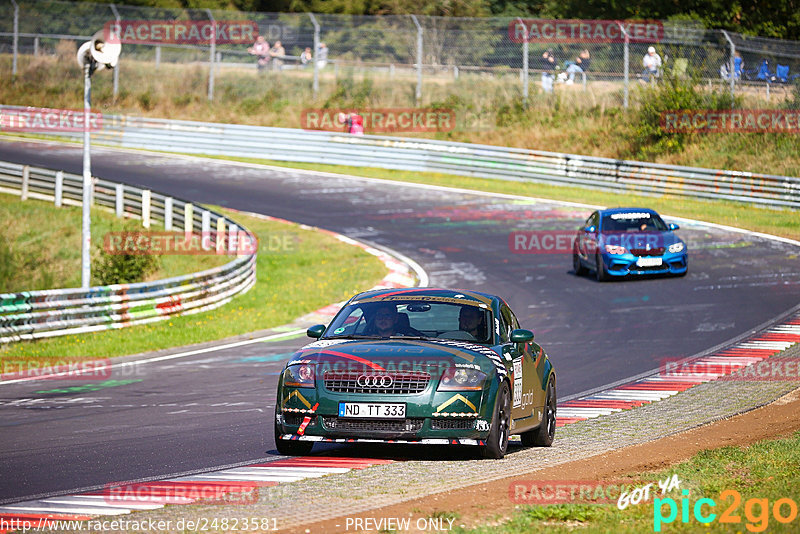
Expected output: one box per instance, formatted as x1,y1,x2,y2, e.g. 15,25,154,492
654,489,799,532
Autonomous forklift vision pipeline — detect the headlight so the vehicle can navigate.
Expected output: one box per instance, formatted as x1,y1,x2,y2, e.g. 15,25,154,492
283,364,315,387
668,242,685,253
605,244,628,255
438,367,487,391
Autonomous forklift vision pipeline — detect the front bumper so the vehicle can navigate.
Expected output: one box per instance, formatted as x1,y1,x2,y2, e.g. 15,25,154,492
278,433,487,446
601,251,687,276
277,387,491,441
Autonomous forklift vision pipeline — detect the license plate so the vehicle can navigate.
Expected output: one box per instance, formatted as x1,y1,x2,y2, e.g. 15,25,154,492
338,402,406,419
636,257,663,267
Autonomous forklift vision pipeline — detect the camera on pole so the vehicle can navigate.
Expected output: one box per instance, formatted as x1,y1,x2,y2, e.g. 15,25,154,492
77,29,121,75
77,29,121,288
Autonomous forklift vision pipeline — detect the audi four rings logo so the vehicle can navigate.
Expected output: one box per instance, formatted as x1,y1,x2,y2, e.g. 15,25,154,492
357,374,394,388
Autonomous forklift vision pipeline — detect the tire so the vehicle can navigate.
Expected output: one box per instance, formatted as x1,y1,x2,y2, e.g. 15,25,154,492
573,250,588,276
274,415,315,456
480,381,511,459
595,253,609,282
521,375,556,447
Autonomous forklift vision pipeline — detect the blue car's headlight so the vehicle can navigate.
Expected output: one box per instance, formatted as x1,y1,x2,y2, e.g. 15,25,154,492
605,244,628,255
668,242,685,253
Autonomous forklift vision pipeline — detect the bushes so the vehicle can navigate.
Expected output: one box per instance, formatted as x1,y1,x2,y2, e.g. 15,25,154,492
93,245,159,286
630,73,739,159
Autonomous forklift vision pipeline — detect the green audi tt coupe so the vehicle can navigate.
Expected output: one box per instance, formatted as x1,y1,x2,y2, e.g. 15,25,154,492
274,287,556,459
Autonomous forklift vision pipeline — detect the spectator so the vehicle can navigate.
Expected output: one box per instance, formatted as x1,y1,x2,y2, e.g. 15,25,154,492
642,46,662,83
316,42,328,69
566,49,591,85
247,35,270,72
337,112,364,135
269,40,285,71
300,47,313,68
540,49,557,93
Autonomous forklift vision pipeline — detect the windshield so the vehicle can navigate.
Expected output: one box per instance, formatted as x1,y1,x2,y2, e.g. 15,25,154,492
324,300,493,344
602,211,668,232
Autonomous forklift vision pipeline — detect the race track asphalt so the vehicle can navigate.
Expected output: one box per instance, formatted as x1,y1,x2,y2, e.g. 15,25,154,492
1,140,799,502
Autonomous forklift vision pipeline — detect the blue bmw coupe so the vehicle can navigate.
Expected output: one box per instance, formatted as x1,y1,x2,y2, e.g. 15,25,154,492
572,208,688,281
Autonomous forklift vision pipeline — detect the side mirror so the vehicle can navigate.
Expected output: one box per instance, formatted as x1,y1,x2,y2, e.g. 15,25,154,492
510,329,534,343
669,223,680,231
584,225,596,233
306,324,326,339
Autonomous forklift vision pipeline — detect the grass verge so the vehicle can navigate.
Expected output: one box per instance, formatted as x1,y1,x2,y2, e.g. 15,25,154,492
0,192,229,292
207,156,800,241
0,206,388,363
459,429,800,533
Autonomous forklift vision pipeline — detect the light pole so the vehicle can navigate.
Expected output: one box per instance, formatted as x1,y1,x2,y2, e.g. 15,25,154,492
76,30,121,288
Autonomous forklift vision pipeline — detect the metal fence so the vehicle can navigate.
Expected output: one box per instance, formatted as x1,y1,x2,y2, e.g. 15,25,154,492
21,111,800,208
2,0,800,106
0,159,257,343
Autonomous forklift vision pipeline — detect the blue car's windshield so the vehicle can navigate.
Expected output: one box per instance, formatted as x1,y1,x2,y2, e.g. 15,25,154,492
324,300,493,344
602,211,668,232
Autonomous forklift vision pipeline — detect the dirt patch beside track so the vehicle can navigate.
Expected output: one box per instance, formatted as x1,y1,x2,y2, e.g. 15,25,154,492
285,387,800,533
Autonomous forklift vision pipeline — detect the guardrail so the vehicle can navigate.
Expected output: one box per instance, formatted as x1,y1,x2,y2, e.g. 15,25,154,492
0,160,257,344
23,110,799,209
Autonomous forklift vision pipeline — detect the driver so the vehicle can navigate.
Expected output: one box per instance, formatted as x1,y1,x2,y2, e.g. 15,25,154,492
458,306,486,340
365,303,422,337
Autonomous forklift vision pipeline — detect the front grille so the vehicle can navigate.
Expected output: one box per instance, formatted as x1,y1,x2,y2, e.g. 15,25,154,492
630,247,665,256
322,417,424,433
323,370,430,394
430,418,475,430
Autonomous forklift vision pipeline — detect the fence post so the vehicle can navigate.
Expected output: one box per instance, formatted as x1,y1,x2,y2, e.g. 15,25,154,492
618,23,630,109
34,36,39,56
216,216,225,254
155,45,161,69
308,13,320,97
201,210,211,250
55,171,63,207
228,223,238,254
205,9,216,101
410,15,423,103
164,197,173,230
109,4,121,99
184,203,194,235
516,18,529,105
11,0,18,76
141,189,151,228
115,183,124,217
720,30,736,107
20,165,29,200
